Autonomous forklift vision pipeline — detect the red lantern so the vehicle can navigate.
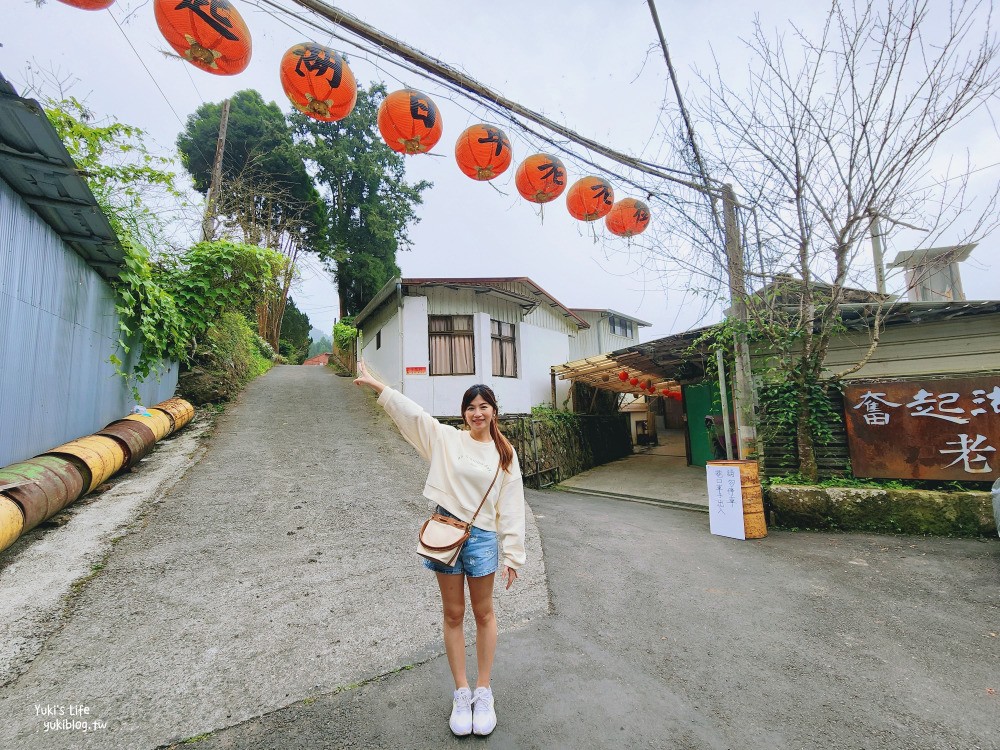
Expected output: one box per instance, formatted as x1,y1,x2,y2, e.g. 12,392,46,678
566,176,615,221
56,0,114,8
154,0,252,76
280,44,357,122
455,124,512,181
378,89,443,155
629,377,639,387
661,388,670,396
515,153,567,203
606,198,651,237
618,371,629,382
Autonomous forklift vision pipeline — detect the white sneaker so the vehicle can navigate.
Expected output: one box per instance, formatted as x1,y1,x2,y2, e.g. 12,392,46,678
472,686,497,736
449,687,473,736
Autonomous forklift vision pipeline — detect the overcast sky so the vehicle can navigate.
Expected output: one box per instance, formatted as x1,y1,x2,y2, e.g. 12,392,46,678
5,0,998,342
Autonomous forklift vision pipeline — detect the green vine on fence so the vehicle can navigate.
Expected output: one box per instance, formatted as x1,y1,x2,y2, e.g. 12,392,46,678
333,318,358,352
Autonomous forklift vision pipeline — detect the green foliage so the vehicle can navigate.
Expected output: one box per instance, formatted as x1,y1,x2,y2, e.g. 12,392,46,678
333,320,358,352
159,240,286,342
177,90,315,208
253,334,276,361
45,97,185,251
529,405,579,427
44,98,189,393
757,374,842,448
279,297,311,364
111,240,189,391
291,84,430,315
213,312,273,382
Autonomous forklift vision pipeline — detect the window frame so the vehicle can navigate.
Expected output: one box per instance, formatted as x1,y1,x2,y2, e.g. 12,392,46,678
428,315,476,376
490,319,517,378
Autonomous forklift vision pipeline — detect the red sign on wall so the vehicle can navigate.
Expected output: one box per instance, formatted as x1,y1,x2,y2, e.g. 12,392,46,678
405,366,427,375
844,378,1000,480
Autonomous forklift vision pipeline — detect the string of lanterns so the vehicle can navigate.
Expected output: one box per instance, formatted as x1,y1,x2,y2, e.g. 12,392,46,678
616,370,682,400
56,0,651,237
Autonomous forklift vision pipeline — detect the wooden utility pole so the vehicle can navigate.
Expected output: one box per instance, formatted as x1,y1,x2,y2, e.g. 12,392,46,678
723,183,759,460
201,98,231,243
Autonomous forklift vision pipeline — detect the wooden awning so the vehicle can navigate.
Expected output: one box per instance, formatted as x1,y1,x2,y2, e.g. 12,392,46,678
551,326,714,394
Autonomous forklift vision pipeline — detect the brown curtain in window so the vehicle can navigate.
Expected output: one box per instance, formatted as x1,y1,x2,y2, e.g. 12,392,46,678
429,317,450,375
492,336,503,377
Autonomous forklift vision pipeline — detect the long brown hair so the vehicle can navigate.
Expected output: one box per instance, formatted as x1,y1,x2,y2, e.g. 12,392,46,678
461,384,514,472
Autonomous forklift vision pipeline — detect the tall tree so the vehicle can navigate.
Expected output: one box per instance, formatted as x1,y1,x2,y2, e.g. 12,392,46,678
279,296,312,364
290,83,430,317
176,90,326,349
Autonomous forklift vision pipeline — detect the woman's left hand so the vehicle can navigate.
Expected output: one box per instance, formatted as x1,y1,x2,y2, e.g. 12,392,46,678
501,565,518,590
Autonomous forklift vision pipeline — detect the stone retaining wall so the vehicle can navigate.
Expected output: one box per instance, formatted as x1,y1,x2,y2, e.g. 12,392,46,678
767,485,996,537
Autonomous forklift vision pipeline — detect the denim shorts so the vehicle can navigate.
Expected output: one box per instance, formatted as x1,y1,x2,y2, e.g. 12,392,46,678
422,506,499,577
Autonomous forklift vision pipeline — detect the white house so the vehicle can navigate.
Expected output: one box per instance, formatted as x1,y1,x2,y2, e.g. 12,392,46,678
354,277,589,416
567,308,651,360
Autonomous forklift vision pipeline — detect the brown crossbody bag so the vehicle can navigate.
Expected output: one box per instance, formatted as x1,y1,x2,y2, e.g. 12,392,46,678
417,464,502,566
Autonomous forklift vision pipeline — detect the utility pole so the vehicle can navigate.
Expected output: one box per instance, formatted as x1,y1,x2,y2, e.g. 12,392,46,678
723,184,758,460
201,98,231,243
868,209,887,295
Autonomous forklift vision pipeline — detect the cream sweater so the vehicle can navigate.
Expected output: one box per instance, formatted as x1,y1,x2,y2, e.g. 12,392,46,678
377,387,526,570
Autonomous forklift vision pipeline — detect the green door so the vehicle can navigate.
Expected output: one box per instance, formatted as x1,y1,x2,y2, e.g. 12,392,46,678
683,381,719,467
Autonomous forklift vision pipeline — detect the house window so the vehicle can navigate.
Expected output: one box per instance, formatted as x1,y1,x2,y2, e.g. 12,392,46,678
608,315,633,337
429,315,475,375
491,320,517,378
376,330,382,350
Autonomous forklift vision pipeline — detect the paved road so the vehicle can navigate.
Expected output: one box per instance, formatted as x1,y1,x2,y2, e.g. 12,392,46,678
0,366,547,749
2,365,998,749
184,501,1000,750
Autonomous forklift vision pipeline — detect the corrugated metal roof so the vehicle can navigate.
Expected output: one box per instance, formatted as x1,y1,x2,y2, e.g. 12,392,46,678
553,300,1000,391
354,276,591,330
0,73,122,280
568,308,653,327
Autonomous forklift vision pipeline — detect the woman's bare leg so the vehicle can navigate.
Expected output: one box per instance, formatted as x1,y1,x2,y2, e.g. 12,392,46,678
467,572,497,689
436,572,469,689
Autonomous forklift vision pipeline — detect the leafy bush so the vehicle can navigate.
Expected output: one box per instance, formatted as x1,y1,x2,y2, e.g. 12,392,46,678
333,319,358,352
178,312,272,404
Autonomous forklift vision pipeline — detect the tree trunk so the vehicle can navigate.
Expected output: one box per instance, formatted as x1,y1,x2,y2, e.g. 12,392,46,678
796,399,819,481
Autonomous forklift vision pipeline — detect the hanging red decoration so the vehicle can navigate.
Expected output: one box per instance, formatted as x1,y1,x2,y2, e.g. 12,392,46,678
629,377,639,387
661,388,670,396
378,89,443,155
606,198,651,237
455,124,512,181
56,0,115,9
566,176,615,221
280,43,357,122
618,371,629,382
515,153,567,203
154,0,252,76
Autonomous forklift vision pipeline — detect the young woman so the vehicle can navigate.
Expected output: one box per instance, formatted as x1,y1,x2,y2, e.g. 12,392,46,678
353,360,526,737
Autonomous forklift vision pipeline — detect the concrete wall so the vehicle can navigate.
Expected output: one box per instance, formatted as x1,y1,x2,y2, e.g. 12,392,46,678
0,179,177,468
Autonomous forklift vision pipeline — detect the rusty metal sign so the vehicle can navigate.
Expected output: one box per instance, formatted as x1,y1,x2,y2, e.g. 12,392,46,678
844,378,1000,480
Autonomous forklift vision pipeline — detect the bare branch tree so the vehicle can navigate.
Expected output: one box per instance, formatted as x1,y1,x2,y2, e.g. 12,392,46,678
648,0,1000,478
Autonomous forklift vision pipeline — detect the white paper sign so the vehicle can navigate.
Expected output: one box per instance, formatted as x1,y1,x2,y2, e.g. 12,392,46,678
707,465,745,540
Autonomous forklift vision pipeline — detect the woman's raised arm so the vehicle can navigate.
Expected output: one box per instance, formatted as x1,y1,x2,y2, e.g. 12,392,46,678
353,359,386,395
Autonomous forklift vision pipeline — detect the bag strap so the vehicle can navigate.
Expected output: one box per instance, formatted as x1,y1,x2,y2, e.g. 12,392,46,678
466,463,502,528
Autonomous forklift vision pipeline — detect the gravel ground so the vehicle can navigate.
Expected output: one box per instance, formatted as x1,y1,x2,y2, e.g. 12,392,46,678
0,366,548,750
